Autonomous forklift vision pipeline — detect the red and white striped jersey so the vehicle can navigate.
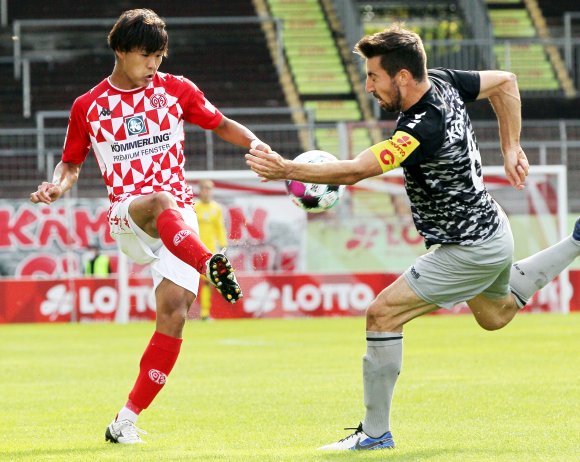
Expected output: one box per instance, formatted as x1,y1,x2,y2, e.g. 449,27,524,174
62,72,223,208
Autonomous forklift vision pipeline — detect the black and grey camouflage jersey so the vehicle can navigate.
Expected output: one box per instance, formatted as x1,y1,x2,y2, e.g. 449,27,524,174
398,68,501,248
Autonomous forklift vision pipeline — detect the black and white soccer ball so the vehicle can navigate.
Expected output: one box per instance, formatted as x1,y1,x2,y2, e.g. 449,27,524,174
285,150,345,213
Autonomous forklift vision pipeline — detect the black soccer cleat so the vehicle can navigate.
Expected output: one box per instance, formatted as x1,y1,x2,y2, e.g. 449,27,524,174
206,251,242,304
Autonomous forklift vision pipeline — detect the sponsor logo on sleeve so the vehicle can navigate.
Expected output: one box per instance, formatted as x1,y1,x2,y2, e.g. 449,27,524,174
370,131,420,172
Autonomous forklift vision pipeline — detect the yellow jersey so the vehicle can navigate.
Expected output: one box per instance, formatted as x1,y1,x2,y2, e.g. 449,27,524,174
194,200,228,253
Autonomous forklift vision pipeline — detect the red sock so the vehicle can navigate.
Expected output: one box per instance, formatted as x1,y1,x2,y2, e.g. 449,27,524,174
128,331,183,411
156,208,212,274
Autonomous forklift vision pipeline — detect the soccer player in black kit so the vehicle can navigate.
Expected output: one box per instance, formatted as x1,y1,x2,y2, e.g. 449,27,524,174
246,24,580,450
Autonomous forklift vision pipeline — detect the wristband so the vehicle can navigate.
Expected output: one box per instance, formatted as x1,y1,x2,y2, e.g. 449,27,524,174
250,139,263,150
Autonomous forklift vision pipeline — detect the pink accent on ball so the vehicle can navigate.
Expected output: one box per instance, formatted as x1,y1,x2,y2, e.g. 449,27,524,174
287,181,306,196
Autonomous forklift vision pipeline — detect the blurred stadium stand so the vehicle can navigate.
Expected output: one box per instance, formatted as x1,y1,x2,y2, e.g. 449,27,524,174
1,0,580,209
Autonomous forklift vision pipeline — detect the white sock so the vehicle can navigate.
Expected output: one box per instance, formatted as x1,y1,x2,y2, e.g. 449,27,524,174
116,406,138,424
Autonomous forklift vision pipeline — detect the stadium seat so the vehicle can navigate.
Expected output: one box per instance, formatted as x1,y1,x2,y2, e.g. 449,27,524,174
314,126,371,156
266,0,363,121
486,5,561,92
488,10,537,38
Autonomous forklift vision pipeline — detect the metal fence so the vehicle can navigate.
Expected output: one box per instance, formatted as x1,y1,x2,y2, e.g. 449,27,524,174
2,117,580,211
7,15,580,119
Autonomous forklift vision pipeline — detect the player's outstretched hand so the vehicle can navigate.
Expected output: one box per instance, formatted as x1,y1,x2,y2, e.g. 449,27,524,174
503,145,529,190
245,149,288,181
30,182,63,204
252,140,272,154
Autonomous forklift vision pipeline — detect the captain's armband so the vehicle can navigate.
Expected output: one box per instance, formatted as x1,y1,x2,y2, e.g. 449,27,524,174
370,131,420,173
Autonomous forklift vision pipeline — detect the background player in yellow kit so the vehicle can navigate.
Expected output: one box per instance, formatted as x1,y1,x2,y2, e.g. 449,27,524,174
194,180,228,320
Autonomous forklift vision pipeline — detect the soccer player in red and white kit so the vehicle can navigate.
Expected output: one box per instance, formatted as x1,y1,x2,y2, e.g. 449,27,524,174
30,9,271,444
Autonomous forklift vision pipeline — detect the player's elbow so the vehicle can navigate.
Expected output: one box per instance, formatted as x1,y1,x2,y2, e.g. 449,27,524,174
479,71,519,100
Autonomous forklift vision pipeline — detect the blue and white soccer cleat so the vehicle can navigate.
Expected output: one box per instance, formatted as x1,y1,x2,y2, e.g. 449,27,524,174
317,423,395,451
573,218,580,241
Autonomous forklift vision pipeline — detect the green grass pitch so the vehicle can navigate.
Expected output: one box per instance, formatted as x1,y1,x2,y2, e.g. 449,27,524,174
1,314,579,461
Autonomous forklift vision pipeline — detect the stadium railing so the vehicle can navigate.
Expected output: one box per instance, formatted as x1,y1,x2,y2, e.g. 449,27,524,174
2,117,580,211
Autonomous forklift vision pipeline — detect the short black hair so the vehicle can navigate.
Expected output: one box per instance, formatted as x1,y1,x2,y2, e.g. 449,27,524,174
354,24,427,81
107,9,168,56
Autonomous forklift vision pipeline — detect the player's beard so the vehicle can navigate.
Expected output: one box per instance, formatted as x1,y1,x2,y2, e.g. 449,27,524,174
375,81,402,113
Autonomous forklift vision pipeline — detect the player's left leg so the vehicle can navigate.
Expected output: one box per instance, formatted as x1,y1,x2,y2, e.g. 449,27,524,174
106,279,194,444
510,218,580,308
469,218,580,330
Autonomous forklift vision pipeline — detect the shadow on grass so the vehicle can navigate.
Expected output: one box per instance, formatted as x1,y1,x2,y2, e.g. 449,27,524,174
4,445,143,461
315,448,452,461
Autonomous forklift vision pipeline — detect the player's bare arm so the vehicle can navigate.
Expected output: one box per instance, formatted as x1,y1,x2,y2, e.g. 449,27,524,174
213,116,271,152
246,148,382,185
477,70,529,190
30,161,82,204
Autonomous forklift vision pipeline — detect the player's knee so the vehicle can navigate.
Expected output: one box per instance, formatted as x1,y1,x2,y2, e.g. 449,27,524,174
157,306,187,334
366,300,398,331
475,313,510,331
150,191,178,214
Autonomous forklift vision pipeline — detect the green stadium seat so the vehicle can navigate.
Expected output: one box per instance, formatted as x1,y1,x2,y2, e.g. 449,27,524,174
314,127,372,155
488,10,536,38
492,43,560,90
305,101,361,121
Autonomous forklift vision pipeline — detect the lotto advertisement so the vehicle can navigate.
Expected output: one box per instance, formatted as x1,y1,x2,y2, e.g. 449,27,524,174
0,197,578,323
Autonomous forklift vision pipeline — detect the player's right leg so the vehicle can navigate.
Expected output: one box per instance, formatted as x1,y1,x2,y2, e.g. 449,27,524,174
126,192,242,303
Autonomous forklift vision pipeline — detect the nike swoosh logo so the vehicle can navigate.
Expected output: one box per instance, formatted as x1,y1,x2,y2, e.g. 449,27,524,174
354,437,392,450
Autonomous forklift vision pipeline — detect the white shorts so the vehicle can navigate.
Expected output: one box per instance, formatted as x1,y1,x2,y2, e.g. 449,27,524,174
109,196,200,295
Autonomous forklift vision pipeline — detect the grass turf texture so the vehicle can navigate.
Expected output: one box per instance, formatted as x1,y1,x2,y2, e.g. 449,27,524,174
1,314,579,461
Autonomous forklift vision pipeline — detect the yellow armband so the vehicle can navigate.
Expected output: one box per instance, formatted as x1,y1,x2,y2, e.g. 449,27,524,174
370,131,420,173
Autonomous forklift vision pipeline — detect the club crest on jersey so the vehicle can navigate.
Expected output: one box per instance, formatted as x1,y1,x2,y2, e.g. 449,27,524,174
124,115,148,136
149,93,168,109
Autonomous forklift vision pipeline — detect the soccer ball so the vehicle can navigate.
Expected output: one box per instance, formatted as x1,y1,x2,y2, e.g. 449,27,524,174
285,150,345,213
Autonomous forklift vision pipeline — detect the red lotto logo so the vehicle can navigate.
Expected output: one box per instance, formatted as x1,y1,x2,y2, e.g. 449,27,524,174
149,93,168,109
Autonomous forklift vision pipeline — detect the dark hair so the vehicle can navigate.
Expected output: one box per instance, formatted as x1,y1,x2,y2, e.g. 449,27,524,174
108,9,168,55
354,24,427,81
